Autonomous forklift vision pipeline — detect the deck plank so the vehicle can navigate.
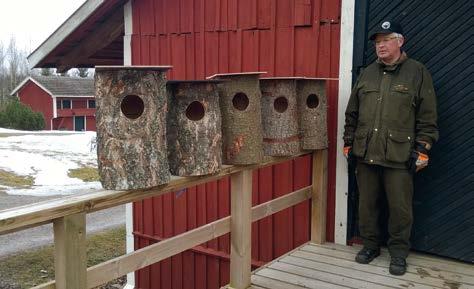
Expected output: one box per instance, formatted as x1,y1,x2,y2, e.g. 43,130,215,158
292,250,474,287
255,268,351,289
249,243,474,289
304,243,474,278
286,252,453,289
251,274,309,289
317,243,474,272
268,260,396,289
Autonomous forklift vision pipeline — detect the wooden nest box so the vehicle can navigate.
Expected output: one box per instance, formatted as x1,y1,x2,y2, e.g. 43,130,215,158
208,72,265,165
167,80,222,176
296,78,328,150
94,66,171,190
260,77,302,156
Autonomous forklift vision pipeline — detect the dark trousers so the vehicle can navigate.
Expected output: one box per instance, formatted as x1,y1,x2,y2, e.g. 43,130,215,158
356,162,414,258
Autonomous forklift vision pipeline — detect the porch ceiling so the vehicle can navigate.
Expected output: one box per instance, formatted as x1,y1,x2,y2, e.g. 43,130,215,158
28,0,127,73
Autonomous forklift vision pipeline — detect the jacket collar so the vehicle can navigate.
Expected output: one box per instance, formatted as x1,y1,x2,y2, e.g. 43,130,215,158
377,51,408,71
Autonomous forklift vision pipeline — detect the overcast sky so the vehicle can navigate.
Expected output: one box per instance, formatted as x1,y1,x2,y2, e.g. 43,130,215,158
0,0,87,53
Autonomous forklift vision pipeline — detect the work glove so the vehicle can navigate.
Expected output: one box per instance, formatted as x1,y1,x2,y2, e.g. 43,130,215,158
408,143,429,174
343,146,352,159
344,146,356,167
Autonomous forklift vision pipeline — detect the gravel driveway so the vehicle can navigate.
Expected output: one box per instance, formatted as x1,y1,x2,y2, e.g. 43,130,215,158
0,192,126,258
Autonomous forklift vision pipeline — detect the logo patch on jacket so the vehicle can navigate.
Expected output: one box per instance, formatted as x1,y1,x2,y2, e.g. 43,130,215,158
393,84,409,92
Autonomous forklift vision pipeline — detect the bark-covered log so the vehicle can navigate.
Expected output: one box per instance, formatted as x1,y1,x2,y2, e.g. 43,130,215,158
296,79,328,150
167,80,222,176
211,73,264,165
260,78,301,156
94,66,171,190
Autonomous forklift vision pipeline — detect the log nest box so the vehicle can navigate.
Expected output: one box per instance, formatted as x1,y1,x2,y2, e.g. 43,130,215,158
95,66,171,190
296,78,327,150
167,80,222,176
208,72,265,165
260,77,302,156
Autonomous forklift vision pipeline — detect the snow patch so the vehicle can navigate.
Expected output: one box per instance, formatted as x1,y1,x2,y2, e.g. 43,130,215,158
0,130,101,196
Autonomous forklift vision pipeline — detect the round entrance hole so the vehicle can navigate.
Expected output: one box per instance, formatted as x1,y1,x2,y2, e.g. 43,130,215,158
306,94,319,109
232,92,249,111
274,96,289,113
185,101,205,121
121,95,144,119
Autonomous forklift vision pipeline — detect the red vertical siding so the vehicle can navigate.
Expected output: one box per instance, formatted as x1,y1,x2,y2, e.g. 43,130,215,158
86,116,96,131
53,117,74,130
18,80,54,130
132,0,341,288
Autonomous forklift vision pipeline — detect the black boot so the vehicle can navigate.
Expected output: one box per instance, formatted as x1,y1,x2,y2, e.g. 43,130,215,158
389,257,407,275
355,247,380,264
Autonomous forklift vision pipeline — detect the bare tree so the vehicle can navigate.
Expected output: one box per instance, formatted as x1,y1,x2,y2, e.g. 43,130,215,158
0,43,5,102
8,38,20,90
0,37,30,101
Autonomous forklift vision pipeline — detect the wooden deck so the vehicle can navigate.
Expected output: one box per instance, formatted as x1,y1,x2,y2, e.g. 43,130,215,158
250,242,474,289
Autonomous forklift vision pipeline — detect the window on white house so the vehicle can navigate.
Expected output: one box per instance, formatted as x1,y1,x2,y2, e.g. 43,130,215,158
62,99,71,109
88,99,96,109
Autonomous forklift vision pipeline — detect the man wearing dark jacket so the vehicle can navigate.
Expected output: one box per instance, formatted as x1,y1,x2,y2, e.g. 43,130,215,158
343,20,439,275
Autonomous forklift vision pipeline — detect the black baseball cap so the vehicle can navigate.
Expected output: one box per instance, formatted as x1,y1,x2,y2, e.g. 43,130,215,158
369,20,404,40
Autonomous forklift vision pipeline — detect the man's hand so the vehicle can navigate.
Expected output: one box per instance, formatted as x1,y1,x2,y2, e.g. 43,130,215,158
408,143,429,173
415,152,429,172
343,146,352,159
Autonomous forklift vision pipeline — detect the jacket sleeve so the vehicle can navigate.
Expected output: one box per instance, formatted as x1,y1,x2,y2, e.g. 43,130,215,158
343,77,361,146
415,66,439,146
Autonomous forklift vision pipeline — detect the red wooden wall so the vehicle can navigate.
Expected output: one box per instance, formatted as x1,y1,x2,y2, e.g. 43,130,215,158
86,116,96,131
131,0,341,288
52,117,74,131
18,81,54,130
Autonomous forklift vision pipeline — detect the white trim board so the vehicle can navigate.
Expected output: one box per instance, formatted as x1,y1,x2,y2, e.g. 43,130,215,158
10,77,54,96
335,0,356,245
28,0,108,69
123,1,135,288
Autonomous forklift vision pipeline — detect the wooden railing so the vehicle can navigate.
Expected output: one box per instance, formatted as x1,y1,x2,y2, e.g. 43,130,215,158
0,150,327,289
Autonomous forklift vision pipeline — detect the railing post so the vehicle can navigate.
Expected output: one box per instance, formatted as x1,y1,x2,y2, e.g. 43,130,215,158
311,149,328,244
229,169,253,289
53,213,87,289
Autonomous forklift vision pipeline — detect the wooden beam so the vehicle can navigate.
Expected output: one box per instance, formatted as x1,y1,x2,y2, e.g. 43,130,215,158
230,170,253,289
33,185,312,289
252,186,312,221
0,154,308,236
56,7,124,73
53,213,87,289
311,150,328,244
87,216,231,288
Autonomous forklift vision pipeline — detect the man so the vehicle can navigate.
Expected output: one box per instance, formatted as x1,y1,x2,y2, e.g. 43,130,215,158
343,20,438,275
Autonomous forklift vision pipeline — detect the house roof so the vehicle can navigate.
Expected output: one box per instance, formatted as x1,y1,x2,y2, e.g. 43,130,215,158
27,0,126,72
11,76,94,97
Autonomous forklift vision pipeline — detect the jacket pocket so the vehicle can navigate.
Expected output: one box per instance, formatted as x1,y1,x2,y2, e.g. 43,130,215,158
383,88,415,124
358,89,379,123
352,128,368,158
385,130,414,163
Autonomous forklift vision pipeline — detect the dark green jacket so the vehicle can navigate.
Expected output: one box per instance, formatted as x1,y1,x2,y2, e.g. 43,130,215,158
344,53,439,168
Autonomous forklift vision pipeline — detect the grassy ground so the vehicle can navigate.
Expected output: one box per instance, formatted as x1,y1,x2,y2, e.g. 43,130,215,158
0,226,126,289
0,169,34,188
68,167,100,182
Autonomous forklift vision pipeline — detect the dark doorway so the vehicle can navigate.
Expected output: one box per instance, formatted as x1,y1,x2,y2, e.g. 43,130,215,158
74,116,85,131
